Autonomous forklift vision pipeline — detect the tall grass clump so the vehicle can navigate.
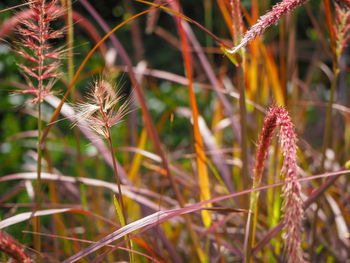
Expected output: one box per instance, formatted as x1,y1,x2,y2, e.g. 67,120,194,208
1,0,349,261
248,106,304,263
15,0,64,255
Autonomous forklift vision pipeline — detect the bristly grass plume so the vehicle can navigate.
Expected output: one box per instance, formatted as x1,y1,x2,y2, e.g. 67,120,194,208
74,79,131,139
15,0,64,103
227,0,309,54
249,106,305,263
334,3,350,56
0,230,32,263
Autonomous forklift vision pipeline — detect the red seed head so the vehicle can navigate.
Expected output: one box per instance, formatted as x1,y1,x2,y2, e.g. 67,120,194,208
253,106,304,263
0,230,32,263
15,0,64,103
227,0,310,54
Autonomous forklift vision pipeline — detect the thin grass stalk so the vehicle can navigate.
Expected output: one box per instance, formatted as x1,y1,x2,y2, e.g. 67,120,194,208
44,146,72,255
35,1,45,257
320,0,340,172
230,0,251,257
35,98,42,260
310,1,342,260
321,70,340,171
34,111,42,261
108,131,133,263
0,1,35,14
64,0,88,208
106,129,126,222
229,0,249,197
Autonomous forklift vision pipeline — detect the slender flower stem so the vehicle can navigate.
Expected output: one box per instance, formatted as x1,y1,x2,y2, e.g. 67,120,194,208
35,100,42,260
321,69,340,171
311,2,341,259
94,92,127,219
106,118,134,263
34,1,46,259
107,130,126,221
230,0,249,208
64,0,87,207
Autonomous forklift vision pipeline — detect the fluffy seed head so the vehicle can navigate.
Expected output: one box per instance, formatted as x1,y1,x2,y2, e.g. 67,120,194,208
74,79,132,139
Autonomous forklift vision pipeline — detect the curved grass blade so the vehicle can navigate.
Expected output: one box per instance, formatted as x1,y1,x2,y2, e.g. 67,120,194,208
40,7,159,143
63,169,350,262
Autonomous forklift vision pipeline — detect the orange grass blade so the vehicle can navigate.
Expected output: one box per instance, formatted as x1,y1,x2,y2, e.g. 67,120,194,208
40,7,157,143
136,0,229,48
176,4,212,229
128,128,147,184
216,0,233,37
323,0,337,63
136,0,190,22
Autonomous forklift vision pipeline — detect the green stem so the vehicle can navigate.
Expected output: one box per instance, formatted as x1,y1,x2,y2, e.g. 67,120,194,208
238,61,249,198
35,99,42,261
34,1,46,260
107,131,126,220
245,183,259,263
106,128,133,262
66,0,87,208
230,0,250,259
321,69,340,171
311,67,339,263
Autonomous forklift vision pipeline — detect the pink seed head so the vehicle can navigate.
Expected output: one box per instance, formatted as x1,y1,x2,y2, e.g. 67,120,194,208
253,106,304,263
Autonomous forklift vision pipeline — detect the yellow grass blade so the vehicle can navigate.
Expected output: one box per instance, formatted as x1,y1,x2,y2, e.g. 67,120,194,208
178,23,212,231
128,128,147,184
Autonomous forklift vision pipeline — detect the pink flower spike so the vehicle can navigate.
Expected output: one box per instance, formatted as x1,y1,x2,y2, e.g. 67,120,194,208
253,106,305,263
226,0,310,54
16,0,64,103
334,3,350,55
0,230,32,263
